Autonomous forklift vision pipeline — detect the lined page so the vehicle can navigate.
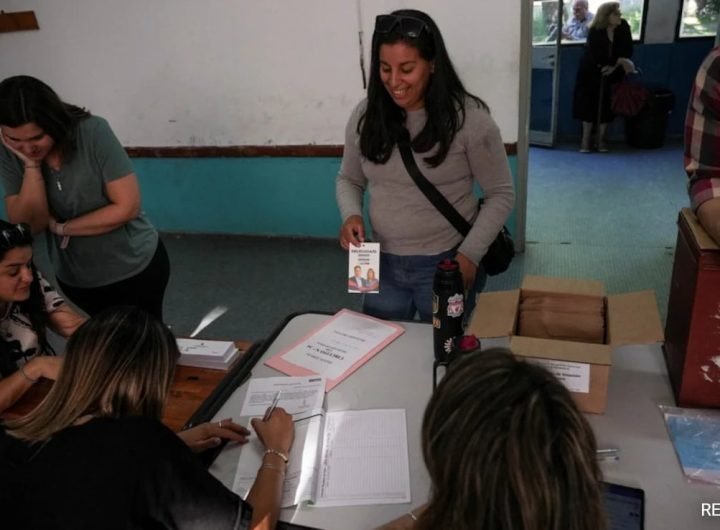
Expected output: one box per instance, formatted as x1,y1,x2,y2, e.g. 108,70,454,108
313,409,410,507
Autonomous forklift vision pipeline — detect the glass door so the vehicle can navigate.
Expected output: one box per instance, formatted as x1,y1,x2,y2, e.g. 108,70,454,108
529,0,564,146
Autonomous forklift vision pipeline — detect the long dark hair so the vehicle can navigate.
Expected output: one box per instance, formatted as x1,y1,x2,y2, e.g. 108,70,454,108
360,9,487,167
418,348,606,530
0,221,53,377
0,75,90,159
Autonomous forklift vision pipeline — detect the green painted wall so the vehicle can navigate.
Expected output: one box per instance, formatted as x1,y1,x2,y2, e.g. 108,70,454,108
0,156,519,238
134,156,519,238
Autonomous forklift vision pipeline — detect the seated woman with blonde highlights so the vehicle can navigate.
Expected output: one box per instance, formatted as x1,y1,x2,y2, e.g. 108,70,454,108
0,307,294,530
378,347,606,530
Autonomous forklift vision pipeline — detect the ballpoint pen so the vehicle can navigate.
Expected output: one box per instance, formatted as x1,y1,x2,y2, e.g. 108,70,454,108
596,447,620,461
262,391,281,421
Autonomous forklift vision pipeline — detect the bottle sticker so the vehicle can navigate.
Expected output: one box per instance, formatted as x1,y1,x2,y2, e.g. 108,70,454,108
432,316,441,329
432,294,439,315
447,293,464,318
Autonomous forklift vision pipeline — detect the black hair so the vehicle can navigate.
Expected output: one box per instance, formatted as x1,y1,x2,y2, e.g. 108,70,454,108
0,75,90,160
0,220,53,369
360,9,487,167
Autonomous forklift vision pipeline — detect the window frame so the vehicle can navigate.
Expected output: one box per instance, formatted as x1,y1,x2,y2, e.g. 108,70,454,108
675,0,719,41
552,0,650,46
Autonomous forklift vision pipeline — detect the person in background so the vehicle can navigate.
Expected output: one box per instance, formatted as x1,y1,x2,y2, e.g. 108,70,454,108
0,76,170,320
0,220,85,413
572,2,634,153
0,307,294,530
563,0,594,41
376,348,606,530
685,46,720,245
336,9,514,323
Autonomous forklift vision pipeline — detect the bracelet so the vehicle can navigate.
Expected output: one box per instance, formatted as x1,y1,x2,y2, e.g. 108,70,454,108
24,164,41,169
20,364,38,384
259,463,286,475
407,511,418,521
263,448,289,464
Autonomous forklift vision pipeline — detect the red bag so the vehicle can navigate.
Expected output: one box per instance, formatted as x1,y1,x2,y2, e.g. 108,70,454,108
612,80,649,117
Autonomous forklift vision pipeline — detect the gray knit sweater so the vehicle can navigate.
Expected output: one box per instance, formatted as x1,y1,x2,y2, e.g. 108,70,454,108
335,99,515,265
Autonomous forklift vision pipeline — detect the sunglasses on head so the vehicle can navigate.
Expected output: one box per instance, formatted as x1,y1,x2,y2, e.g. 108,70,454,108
374,14,430,39
0,223,31,249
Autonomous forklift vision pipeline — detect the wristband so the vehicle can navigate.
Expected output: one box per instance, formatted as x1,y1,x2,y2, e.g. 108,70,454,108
56,222,66,236
24,164,41,169
263,448,289,464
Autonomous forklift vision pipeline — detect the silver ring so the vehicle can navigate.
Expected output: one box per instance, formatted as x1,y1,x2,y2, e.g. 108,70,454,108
218,420,223,429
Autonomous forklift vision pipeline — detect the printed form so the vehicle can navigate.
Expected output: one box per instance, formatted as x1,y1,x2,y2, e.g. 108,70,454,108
265,309,405,391
233,376,326,507
233,380,410,508
313,408,411,507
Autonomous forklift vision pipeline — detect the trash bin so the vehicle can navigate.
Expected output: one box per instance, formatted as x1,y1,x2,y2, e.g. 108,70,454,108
624,89,675,149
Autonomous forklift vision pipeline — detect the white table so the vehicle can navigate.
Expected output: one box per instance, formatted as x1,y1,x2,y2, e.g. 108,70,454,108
208,313,719,530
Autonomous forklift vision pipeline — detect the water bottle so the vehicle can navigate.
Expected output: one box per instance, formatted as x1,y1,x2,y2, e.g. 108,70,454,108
432,259,465,362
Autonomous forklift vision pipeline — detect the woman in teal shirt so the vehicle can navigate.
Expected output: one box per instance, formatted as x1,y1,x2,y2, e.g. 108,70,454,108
0,76,169,320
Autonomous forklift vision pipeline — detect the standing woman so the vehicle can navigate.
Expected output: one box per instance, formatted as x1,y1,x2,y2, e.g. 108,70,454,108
0,220,85,413
0,76,169,320
336,9,514,322
572,2,634,153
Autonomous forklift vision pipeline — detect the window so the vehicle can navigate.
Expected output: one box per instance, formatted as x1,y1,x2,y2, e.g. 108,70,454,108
532,0,646,46
678,0,719,38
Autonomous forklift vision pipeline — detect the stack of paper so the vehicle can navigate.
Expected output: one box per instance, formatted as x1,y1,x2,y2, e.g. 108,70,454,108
176,338,240,370
264,309,405,391
232,376,411,508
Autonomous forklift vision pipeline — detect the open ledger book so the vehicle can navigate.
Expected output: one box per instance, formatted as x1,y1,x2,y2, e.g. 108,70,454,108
232,376,411,508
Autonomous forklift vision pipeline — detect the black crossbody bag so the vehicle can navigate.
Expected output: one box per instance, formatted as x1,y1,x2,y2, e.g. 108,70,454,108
397,132,514,276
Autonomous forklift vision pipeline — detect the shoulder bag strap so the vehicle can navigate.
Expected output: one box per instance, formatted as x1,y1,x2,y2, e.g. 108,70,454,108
396,131,472,237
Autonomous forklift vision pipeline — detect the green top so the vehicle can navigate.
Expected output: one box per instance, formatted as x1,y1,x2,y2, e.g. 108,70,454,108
0,115,158,287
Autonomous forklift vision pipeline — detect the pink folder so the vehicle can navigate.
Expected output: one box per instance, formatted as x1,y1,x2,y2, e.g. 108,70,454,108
264,309,405,392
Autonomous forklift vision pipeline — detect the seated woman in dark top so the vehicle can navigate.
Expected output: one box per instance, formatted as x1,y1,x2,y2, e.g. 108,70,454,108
0,307,294,530
377,348,606,530
0,220,85,413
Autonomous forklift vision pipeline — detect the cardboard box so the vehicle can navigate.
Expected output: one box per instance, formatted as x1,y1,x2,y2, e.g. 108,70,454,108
467,276,664,414
664,209,720,408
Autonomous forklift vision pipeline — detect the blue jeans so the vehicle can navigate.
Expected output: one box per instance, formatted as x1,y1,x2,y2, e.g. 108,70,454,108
363,250,487,323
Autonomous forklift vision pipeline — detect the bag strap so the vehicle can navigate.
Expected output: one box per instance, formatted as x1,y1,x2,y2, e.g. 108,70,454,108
397,130,472,237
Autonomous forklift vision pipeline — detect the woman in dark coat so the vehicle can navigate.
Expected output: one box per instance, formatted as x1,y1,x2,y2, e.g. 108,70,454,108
573,2,634,152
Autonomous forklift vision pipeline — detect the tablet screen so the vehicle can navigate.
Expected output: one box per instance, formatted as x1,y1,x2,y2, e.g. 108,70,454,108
603,481,644,530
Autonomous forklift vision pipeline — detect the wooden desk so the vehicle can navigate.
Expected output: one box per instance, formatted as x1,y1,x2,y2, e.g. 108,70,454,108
1,340,254,432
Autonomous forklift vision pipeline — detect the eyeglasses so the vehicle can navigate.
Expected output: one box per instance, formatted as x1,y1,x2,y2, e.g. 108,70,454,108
0,223,32,248
374,14,430,39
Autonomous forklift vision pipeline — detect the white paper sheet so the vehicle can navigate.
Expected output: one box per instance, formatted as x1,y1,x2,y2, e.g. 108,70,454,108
239,376,326,417
232,413,324,508
312,409,410,507
176,338,235,357
279,312,402,381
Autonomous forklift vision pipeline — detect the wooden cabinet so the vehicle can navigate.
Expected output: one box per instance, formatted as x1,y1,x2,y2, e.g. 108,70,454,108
664,209,720,408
